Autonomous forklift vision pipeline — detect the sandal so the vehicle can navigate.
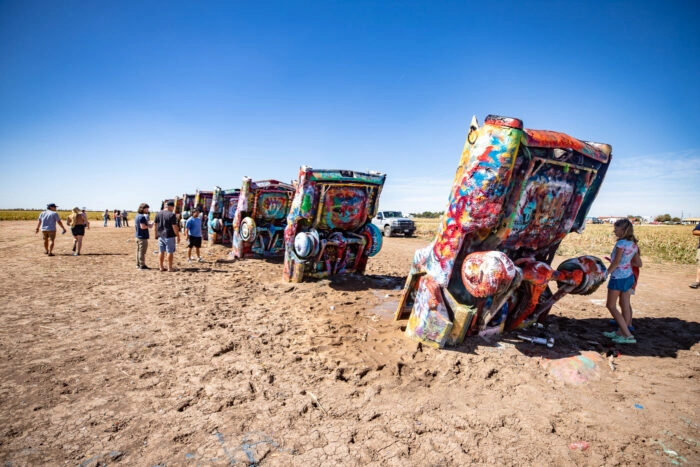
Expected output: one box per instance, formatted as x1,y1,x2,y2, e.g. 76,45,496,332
603,331,619,339
612,334,636,344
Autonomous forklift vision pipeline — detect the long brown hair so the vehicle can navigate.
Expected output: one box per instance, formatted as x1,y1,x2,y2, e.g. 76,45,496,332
614,218,638,243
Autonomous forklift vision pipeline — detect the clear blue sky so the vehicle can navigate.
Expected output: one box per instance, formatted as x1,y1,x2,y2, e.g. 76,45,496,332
1,0,698,218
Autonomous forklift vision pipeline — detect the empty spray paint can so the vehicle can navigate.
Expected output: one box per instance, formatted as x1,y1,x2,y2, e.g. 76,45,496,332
518,334,555,348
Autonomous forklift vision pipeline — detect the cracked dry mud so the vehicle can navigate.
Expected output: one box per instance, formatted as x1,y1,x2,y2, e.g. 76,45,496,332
1,221,698,466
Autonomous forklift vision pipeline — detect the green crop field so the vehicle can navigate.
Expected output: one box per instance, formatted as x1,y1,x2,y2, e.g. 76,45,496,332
411,218,696,264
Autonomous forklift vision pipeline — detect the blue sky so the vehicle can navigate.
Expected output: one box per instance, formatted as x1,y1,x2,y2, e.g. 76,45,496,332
1,0,698,218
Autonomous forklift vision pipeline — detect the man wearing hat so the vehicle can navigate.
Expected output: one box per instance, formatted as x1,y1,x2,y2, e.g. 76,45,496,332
154,200,180,271
36,203,67,256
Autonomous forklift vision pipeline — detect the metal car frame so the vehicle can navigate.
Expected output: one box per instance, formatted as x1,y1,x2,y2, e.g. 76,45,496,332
283,166,386,282
395,115,611,348
208,186,241,246
231,178,296,258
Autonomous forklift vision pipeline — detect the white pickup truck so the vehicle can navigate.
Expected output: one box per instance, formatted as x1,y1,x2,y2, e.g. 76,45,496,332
371,211,416,237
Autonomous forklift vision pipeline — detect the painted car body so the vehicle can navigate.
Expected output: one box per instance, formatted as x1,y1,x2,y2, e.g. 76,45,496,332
177,193,197,228
231,178,296,258
208,186,241,246
283,166,386,282
395,115,611,348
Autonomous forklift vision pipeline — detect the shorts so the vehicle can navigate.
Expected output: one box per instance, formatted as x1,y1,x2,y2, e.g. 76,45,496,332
71,225,85,236
42,231,56,240
187,236,202,248
608,275,635,292
158,237,176,254
696,249,700,267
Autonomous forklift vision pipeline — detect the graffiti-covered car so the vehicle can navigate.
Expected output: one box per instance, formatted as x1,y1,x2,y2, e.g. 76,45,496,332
283,167,386,282
231,178,296,258
395,115,611,348
208,187,240,246
177,193,196,228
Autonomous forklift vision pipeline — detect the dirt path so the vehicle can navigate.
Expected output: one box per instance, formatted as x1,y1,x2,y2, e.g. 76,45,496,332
1,221,698,466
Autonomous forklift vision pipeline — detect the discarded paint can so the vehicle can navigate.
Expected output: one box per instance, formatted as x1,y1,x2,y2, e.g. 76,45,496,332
518,334,555,348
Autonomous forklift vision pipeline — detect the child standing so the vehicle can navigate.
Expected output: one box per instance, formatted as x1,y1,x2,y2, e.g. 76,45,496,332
603,219,641,344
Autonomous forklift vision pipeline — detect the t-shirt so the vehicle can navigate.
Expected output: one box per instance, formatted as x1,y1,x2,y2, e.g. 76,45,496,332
155,210,178,238
135,213,149,239
38,210,60,231
610,239,638,279
185,216,202,237
695,223,700,249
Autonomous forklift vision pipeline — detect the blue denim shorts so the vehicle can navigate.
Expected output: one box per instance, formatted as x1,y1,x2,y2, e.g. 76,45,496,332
158,237,176,253
608,275,635,292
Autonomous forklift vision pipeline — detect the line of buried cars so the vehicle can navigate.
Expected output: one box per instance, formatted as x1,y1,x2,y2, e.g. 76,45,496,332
159,115,613,349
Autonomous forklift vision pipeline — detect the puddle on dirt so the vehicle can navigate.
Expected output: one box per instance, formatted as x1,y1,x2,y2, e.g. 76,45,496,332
370,291,398,319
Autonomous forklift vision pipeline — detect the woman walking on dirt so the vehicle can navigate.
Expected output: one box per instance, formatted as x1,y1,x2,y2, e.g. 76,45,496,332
67,207,89,256
603,219,641,344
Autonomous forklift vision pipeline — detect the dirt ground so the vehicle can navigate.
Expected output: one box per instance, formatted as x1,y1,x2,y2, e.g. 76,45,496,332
1,220,698,466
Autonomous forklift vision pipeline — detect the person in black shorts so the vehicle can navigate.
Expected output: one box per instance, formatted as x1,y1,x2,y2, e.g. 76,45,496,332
68,207,89,256
184,208,204,262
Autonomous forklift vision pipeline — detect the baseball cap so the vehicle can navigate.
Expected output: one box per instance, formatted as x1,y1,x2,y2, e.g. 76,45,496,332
47,203,57,208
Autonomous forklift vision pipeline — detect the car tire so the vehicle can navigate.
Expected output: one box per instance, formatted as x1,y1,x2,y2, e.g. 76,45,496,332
405,231,414,238
383,225,392,237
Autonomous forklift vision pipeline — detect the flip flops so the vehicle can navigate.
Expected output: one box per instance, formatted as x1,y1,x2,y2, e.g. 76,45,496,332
608,320,634,332
611,334,636,344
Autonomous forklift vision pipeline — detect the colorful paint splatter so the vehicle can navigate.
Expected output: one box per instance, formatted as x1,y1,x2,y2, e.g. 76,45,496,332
283,167,385,282
396,115,612,348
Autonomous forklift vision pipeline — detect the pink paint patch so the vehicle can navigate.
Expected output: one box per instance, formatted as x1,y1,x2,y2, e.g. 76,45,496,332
543,351,603,385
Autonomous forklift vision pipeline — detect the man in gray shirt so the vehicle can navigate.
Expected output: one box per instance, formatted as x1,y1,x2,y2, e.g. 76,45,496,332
36,203,67,256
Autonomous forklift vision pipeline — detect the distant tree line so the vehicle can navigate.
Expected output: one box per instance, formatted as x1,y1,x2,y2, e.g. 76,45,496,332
410,211,444,218
654,213,682,223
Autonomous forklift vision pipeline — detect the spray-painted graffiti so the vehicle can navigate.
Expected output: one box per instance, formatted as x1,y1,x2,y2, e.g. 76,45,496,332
208,187,240,246
231,178,295,258
395,114,612,348
283,166,386,282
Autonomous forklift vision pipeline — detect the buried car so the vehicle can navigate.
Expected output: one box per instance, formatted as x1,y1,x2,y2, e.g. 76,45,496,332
283,167,386,282
208,187,241,246
395,115,611,348
231,178,296,258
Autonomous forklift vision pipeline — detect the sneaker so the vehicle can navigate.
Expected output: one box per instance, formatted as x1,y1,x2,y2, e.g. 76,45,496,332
197,257,204,262
612,334,636,344
72,253,78,256
139,265,150,270
188,259,193,263
690,282,700,289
